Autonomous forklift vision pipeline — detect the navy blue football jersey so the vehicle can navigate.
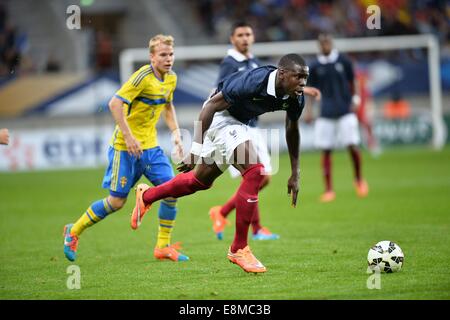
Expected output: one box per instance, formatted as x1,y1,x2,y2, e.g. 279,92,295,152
217,66,305,125
217,49,262,127
217,49,261,85
308,50,354,119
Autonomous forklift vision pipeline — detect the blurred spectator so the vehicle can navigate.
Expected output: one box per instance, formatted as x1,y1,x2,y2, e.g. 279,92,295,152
45,53,62,73
0,4,33,77
0,24,20,75
95,30,113,71
382,91,411,119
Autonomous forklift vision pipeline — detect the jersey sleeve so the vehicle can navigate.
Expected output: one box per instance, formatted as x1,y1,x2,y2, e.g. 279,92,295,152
286,94,305,121
114,69,148,105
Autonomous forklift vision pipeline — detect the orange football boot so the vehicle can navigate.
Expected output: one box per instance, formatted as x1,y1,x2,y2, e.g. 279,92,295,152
227,246,266,273
355,179,369,197
209,206,230,240
154,242,189,262
131,183,151,230
252,227,280,240
320,190,336,203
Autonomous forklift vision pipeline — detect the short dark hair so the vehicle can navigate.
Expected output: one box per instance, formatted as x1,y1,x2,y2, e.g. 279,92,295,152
318,33,333,42
278,54,306,70
231,21,252,35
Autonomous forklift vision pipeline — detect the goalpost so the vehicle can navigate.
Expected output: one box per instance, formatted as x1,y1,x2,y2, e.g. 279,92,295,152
119,34,446,150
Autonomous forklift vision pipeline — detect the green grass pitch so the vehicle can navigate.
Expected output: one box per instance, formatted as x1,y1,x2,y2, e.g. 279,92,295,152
0,146,449,299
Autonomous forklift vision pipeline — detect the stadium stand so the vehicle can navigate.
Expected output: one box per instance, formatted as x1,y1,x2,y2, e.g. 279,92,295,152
191,0,449,46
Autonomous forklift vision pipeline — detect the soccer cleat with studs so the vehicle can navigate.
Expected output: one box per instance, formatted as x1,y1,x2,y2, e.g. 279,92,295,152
131,183,151,230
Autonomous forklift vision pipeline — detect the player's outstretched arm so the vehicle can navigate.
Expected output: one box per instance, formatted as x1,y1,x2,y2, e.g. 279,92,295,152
0,128,10,145
177,92,229,173
108,96,142,158
285,115,300,207
302,87,321,124
303,86,321,101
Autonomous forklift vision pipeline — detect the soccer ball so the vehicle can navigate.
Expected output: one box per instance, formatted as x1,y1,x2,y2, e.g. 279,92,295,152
367,240,404,273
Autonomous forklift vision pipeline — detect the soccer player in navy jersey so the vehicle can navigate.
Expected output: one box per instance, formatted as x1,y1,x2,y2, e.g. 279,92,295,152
209,22,321,241
216,22,262,82
130,54,309,273
306,34,368,202
209,21,279,241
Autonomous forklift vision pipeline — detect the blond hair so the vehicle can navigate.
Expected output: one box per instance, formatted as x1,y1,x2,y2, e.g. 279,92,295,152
149,34,174,53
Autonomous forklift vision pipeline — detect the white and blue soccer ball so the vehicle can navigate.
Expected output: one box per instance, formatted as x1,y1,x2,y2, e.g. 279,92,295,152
367,240,404,273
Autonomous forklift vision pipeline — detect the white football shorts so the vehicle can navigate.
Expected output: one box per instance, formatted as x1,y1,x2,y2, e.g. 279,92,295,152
228,126,272,178
200,110,254,172
314,113,361,149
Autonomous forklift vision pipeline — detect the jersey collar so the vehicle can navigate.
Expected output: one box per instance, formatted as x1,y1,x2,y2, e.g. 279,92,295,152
267,69,289,100
227,48,254,62
317,49,339,64
150,64,164,82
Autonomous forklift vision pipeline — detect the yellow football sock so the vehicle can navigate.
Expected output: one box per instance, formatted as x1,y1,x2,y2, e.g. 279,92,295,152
71,208,101,236
156,219,175,248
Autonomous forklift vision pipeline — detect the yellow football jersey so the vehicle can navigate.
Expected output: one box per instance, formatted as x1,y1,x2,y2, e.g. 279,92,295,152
111,64,177,151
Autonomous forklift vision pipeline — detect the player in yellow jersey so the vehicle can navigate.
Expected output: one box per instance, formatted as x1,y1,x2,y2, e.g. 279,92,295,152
63,35,189,262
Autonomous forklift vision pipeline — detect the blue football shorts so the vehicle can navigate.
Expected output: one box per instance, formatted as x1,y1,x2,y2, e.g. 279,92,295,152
102,146,174,198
